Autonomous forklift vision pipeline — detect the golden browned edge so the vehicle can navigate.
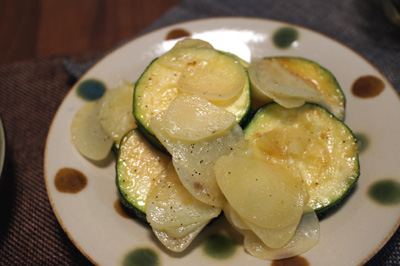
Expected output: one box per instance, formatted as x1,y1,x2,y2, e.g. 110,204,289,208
43,16,400,266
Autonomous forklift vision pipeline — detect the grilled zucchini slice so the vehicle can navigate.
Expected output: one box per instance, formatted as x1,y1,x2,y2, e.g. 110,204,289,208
133,39,251,151
244,103,359,214
116,129,171,221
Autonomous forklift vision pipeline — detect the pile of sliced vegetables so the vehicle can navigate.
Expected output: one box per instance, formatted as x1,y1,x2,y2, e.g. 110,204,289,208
70,39,359,260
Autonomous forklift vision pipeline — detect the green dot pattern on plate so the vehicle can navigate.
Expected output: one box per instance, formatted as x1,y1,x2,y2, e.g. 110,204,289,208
203,234,236,260
123,248,159,266
368,179,400,205
76,79,106,101
272,27,299,49
354,132,369,154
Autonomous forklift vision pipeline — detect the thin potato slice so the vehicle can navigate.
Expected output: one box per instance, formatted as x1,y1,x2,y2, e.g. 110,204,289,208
151,107,244,207
244,209,320,260
146,163,220,230
243,218,298,249
98,82,136,144
152,221,208,252
223,204,250,231
263,57,346,120
70,101,113,160
177,52,246,101
158,46,219,72
224,203,297,248
248,58,324,108
270,95,305,109
163,94,236,141
159,39,246,101
171,38,214,50
215,150,307,229
163,220,208,239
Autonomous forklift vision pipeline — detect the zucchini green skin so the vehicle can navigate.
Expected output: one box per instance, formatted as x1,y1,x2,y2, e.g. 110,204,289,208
133,52,251,153
132,57,167,151
244,103,360,215
115,130,145,222
116,129,171,223
261,56,346,120
117,185,147,223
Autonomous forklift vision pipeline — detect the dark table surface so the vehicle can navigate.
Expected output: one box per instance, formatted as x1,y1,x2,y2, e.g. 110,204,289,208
0,0,399,265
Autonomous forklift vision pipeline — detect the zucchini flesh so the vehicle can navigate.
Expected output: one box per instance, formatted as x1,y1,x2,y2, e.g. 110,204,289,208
133,39,251,151
116,129,171,221
244,103,359,214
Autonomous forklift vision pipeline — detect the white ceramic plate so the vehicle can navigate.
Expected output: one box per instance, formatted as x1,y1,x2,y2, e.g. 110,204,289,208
44,18,400,266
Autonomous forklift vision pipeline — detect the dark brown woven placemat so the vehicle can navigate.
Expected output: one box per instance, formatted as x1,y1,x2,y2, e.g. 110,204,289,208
0,53,99,266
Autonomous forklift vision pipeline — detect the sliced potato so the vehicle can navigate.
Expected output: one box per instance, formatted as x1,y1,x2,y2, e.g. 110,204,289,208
249,57,346,119
214,144,308,229
269,95,305,109
248,58,324,108
158,46,219,72
243,218,298,249
98,82,136,144
224,203,297,249
273,57,346,119
177,52,246,101
70,101,113,160
151,95,244,207
151,110,243,207
152,222,208,252
171,38,214,50
146,163,220,230
162,94,237,141
223,204,250,231
244,209,320,260
162,220,208,239
158,39,246,101
146,162,218,252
